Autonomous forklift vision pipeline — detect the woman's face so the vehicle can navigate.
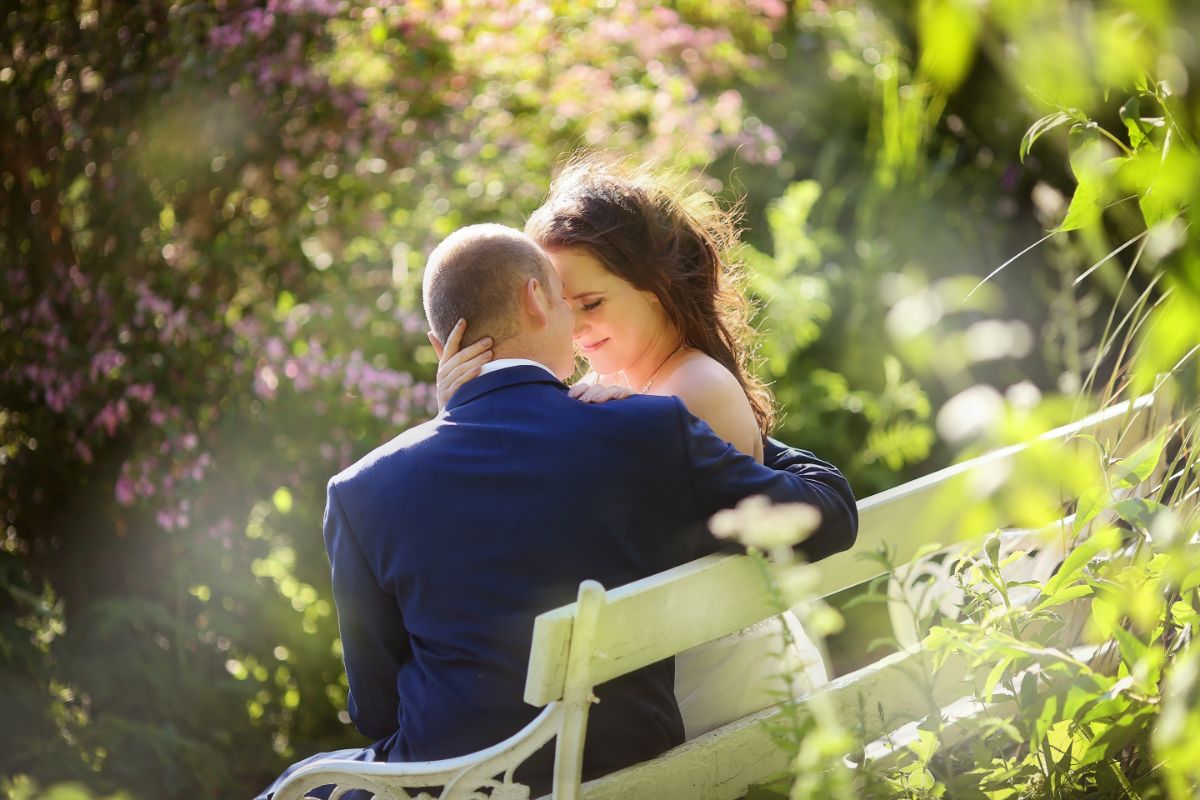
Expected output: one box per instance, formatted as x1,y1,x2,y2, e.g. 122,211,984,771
546,247,670,378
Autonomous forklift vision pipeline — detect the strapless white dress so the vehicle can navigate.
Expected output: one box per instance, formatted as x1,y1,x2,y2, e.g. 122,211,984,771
674,609,826,740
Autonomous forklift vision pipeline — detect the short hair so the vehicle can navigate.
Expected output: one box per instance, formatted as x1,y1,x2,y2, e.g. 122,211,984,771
422,224,552,344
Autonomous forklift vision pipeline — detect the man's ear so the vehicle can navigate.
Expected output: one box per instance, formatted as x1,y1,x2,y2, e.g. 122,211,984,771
426,331,445,359
521,277,550,328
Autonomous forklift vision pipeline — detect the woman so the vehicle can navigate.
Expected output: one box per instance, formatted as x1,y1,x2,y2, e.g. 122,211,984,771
431,156,828,739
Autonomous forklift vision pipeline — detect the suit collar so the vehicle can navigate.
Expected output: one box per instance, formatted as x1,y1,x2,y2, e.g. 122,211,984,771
444,365,568,411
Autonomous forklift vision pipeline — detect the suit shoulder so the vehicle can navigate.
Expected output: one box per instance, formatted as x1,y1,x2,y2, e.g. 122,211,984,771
585,392,688,437
330,416,442,489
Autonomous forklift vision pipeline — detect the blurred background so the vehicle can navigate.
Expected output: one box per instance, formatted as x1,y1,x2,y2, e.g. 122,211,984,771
2,1,1197,797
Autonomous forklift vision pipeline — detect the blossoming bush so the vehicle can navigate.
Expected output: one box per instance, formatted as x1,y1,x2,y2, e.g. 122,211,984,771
0,2,780,796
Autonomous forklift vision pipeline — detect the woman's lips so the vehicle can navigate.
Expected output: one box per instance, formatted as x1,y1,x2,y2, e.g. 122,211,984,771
579,338,609,353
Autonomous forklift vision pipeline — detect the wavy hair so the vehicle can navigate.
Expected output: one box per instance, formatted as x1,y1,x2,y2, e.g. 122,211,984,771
525,155,774,435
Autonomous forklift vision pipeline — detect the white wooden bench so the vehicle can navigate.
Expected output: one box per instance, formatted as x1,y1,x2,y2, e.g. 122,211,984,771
274,388,1172,800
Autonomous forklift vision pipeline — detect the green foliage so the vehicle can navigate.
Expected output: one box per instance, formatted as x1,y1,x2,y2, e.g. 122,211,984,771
3,776,131,800
873,415,1194,800
749,395,1196,799
741,179,937,493
3,0,1198,798
742,0,1200,796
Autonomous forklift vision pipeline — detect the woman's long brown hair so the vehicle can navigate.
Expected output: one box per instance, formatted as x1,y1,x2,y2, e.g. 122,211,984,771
525,155,775,435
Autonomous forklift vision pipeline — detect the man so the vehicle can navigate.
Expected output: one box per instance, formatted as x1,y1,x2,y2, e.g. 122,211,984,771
258,224,856,798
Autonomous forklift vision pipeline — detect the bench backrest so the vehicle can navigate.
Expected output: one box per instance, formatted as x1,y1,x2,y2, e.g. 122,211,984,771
524,389,1169,707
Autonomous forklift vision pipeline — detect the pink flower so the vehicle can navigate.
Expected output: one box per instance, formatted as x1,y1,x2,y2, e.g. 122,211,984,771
95,400,130,437
255,366,279,399
127,383,155,403
90,348,125,380
116,477,135,506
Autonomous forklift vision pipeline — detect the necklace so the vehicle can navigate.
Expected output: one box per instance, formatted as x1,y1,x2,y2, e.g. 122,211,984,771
638,343,687,394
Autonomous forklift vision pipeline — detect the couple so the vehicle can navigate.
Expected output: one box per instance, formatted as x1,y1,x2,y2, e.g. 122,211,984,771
258,159,857,799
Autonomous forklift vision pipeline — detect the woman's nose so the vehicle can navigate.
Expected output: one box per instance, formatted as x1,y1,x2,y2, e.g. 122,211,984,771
572,313,588,338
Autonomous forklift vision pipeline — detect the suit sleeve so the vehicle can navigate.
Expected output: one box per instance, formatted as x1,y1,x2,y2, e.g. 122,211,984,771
676,401,858,562
761,436,859,561
323,480,412,741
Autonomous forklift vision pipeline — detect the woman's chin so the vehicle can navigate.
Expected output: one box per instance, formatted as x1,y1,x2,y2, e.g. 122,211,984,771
582,355,618,377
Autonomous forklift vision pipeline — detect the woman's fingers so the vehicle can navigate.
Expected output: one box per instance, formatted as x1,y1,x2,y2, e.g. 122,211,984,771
570,383,632,403
436,335,492,380
440,319,467,361
602,385,632,402
444,350,491,388
434,329,492,408
427,331,445,360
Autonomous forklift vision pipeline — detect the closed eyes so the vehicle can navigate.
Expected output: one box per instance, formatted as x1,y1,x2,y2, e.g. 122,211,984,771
581,298,604,312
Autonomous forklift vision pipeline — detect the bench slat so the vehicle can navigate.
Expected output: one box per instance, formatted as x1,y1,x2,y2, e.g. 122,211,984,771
560,644,975,800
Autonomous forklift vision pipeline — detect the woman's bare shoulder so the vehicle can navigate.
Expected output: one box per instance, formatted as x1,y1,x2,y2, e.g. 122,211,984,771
656,351,762,458
658,351,744,403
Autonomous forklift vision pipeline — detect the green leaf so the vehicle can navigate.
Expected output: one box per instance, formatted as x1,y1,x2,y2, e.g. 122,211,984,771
1111,497,1161,530
1053,171,1105,232
1042,529,1116,597
1020,111,1074,162
1083,707,1154,763
983,656,1014,700
923,626,953,652
1031,693,1058,749
1078,684,1132,725
1055,123,1127,233
1111,431,1165,488
1032,583,1093,613
1090,595,1121,641
984,534,1001,567
1119,96,1146,150
1111,625,1149,668
1062,682,1095,724
909,727,940,764
1019,670,1039,709
1073,486,1113,533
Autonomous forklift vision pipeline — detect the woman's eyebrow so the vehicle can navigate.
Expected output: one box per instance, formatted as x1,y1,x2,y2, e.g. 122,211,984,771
570,291,605,301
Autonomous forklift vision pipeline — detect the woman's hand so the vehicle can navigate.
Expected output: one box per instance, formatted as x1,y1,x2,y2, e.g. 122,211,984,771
428,319,492,409
567,382,633,404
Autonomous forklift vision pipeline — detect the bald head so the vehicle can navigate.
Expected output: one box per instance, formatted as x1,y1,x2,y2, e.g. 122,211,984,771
422,224,554,344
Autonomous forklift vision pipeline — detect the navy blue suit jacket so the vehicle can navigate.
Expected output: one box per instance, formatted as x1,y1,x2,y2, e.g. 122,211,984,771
322,365,857,789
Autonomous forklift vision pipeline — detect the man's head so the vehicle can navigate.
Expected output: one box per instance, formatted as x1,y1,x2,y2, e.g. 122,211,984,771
422,224,576,380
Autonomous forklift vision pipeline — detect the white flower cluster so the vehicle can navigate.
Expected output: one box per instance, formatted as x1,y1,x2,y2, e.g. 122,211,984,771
709,495,821,552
